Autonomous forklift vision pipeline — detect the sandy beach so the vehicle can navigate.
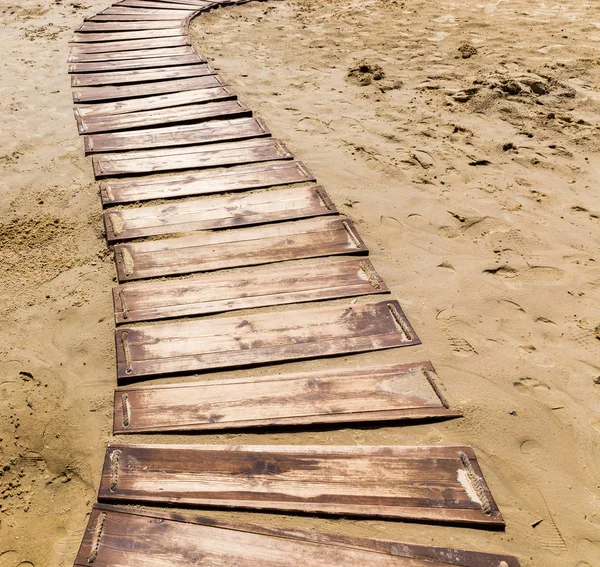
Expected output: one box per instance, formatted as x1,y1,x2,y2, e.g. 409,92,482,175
1,1,599,566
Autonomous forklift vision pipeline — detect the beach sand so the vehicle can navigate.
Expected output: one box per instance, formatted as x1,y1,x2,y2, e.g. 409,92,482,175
1,1,599,566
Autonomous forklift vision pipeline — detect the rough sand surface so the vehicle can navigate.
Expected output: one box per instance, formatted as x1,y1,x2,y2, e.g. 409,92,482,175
0,0,599,566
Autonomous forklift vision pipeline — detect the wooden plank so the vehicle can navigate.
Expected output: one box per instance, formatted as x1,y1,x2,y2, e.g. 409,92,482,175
100,160,315,205
68,46,196,63
73,76,224,104
76,86,235,119
112,257,387,324
114,299,418,379
131,0,214,6
116,0,211,10
68,53,205,73
113,216,366,281
100,6,197,17
105,185,335,242
90,11,192,21
77,99,250,134
70,28,186,43
69,36,190,54
146,0,214,5
71,63,215,88
97,444,502,525
85,114,263,154
93,137,290,178
75,505,519,567
77,19,187,32
113,361,458,433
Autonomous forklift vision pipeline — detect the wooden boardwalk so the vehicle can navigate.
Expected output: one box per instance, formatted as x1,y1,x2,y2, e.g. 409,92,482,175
66,0,519,565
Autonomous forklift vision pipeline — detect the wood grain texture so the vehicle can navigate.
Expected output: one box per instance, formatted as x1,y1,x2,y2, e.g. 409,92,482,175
85,115,264,154
113,361,458,433
77,19,187,31
116,0,210,10
113,216,366,281
142,0,214,6
68,36,191,54
100,5,197,15
111,257,387,323
75,505,519,567
77,99,249,134
105,185,336,242
68,46,196,63
93,137,290,178
100,160,314,205
71,63,215,88
73,75,224,103
97,444,502,525
68,53,205,73
70,27,186,43
76,86,234,118
90,10,192,20
114,300,418,380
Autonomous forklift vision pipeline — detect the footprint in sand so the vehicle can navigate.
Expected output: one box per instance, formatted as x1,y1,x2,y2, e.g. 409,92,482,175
0,552,34,567
513,377,568,410
436,309,478,357
483,265,564,283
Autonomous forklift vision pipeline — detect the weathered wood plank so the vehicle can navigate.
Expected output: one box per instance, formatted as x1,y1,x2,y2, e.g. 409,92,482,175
70,27,186,43
97,444,502,525
77,19,187,32
113,361,458,433
71,63,215,88
73,75,224,104
77,99,249,134
105,185,335,242
93,137,290,178
100,6,197,16
69,53,205,73
138,0,214,6
75,505,518,567
116,0,210,10
112,257,387,324
69,36,191,55
76,86,235,120
68,46,196,63
100,160,315,205
85,115,264,154
114,299,418,379
90,11,192,21
113,216,365,281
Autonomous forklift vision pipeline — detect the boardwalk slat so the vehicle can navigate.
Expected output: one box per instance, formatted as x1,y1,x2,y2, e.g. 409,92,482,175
76,86,235,119
90,11,192,21
97,444,502,526
111,257,387,324
116,0,210,11
85,115,264,154
69,53,205,73
77,99,250,134
113,216,365,281
71,63,216,88
77,19,187,32
93,137,290,178
70,27,186,43
113,361,458,433
68,46,196,63
73,76,224,103
75,505,519,567
114,300,418,379
100,160,315,204
69,36,191,54
104,185,336,241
